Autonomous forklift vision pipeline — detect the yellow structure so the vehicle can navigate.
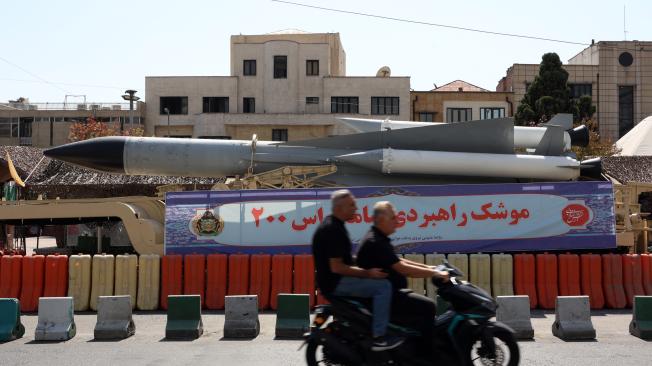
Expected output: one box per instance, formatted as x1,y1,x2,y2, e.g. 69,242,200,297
137,254,160,310
90,254,115,311
114,254,138,309
68,254,92,311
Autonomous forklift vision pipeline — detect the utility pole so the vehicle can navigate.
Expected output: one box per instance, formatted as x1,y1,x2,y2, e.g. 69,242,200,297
122,90,140,131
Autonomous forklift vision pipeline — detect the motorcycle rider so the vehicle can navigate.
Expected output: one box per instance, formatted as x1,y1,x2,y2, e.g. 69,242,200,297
312,190,404,351
356,201,449,355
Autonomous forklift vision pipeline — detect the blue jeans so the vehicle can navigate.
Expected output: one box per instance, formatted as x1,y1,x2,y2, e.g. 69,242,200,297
331,276,392,337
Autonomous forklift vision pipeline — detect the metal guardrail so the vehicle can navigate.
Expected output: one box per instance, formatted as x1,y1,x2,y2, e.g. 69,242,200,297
0,102,141,111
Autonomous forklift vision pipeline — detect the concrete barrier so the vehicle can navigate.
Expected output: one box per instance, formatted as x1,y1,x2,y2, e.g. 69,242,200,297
35,297,76,341
0,298,25,341
224,295,260,338
552,296,596,341
275,294,310,338
165,295,203,340
496,296,534,339
629,296,652,340
94,296,136,340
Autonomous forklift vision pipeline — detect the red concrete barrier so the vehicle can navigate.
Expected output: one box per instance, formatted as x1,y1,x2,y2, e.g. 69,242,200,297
602,254,626,309
514,254,537,309
642,254,652,296
183,254,206,308
270,254,293,310
0,255,22,298
249,254,271,309
580,254,604,309
293,254,315,307
536,253,558,309
227,254,249,296
622,254,645,308
206,254,228,310
19,255,45,312
558,253,581,296
160,255,183,310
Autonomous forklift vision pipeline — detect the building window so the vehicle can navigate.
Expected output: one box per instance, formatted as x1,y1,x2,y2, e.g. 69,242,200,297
306,97,319,105
619,85,634,138
480,107,505,120
160,96,188,115
331,97,359,114
243,97,255,113
243,60,256,76
569,83,592,99
306,60,319,76
447,108,472,122
0,118,18,138
274,56,287,79
419,112,434,122
272,128,288,142
371,97,400,115
203,97,229,113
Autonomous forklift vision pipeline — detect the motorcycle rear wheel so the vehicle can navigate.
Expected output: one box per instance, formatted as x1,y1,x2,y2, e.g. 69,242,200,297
466,328,520,366
306,340,346,366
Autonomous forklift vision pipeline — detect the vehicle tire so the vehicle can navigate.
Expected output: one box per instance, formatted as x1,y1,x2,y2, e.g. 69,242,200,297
466,328,520,366
306,339,347,366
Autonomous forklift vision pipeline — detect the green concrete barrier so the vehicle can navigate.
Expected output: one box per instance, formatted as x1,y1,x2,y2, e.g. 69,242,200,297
165,295,203,340
630,296,652,340
275,294,310,338
0,298,25,341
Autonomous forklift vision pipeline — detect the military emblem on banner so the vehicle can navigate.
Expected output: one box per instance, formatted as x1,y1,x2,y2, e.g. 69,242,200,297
190,210,224,236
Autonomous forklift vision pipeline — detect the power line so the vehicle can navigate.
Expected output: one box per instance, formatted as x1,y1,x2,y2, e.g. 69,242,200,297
0,55,69,93
271,0,590,46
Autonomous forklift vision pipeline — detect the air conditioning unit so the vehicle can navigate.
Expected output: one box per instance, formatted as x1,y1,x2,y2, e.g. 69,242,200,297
111,105,122,111
77,104,87,110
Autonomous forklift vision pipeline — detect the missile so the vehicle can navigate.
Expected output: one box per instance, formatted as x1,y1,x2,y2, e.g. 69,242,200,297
338,117,590,150
335,149,599,180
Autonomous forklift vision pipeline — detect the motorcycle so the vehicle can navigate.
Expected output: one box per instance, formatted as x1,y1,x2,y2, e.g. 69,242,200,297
302,262,520,365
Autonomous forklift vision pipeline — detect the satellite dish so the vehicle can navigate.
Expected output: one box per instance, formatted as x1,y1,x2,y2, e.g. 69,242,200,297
376,66,391,77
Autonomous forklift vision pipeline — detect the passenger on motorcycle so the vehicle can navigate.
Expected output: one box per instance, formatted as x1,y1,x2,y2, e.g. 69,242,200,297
312,190,404,351
356,201,449,355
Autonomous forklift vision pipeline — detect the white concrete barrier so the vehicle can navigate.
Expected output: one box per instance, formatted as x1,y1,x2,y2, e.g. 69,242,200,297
496,295,534,339
94,296,135,340
552,296,596,340
224,295,260,338
35,297,76,341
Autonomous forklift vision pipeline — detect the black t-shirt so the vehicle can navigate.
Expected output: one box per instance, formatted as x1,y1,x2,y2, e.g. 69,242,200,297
356,226,408,290
312,215,354,294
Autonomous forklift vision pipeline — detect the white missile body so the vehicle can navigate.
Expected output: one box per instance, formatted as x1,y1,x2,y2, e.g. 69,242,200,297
338,117,574,150
337,149,581,180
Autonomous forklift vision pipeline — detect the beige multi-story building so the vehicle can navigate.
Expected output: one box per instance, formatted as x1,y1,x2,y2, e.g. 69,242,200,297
145,30,410,141
497,41,652,141
0,98,145,147
411,80,514,122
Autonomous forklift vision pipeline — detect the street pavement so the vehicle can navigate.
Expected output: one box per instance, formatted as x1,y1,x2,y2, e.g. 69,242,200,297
1,310,650,365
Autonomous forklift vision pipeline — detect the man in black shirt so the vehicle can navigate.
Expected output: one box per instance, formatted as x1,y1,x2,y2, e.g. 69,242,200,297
357,201,449,355
312,189,403,351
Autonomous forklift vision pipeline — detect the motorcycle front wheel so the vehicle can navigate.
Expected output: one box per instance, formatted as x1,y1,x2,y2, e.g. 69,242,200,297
466,328,520,366
306,339,346,366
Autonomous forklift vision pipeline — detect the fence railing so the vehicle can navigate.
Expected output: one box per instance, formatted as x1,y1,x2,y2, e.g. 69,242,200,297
0,102,142,111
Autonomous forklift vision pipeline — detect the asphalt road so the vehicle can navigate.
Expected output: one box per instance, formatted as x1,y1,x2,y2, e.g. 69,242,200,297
1,310,650,366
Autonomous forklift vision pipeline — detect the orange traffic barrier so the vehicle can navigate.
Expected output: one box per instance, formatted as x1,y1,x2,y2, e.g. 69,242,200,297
206,254,228,310
580,254,604,309
43,254,68,297
19,255,45,312
160,255,183,310
183,254,206,308
0,255,22,298
293,254,316,307
249,254,272,309
622,254,645,308
227,254,249,296
642,254,652,296
270,254,293,310
514,254,537,309
536,253,558,309
602,254,626,309
558,253,581,296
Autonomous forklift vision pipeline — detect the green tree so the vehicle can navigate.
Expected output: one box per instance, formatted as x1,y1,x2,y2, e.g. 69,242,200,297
514,53,572,125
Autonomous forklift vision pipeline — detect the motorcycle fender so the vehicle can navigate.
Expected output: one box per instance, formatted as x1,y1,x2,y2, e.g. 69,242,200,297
312,329,364,364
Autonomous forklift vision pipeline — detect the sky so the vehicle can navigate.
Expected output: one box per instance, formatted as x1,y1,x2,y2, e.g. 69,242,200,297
1,0,651,103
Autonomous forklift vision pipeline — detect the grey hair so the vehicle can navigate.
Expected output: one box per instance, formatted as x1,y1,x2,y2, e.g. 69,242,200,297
373,201,395,219
331,189,354,208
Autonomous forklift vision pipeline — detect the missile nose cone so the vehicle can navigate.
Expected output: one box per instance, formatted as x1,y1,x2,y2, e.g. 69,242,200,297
43,136,126,173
